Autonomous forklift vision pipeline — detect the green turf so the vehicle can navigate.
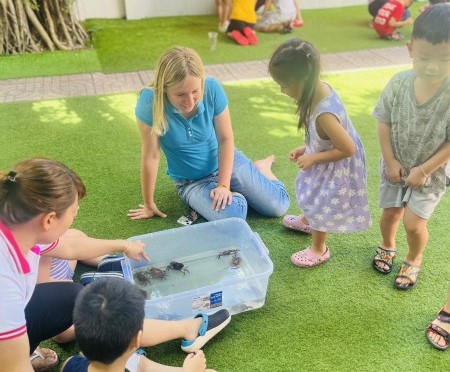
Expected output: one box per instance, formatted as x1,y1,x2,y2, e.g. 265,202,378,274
1,66,449,371
0,3,422,80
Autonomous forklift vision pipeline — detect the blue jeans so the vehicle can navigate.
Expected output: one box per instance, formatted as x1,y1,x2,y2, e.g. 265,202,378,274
175,149,290,221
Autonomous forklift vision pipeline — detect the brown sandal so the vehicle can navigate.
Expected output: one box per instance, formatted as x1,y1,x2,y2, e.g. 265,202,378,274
394,262,420,290
426,308,450,350
372,246,396,274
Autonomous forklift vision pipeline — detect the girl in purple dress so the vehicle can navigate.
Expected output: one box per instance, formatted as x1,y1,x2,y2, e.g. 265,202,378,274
269,38,372,267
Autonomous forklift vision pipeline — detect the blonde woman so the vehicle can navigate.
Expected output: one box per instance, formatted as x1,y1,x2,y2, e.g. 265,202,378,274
128,47,290,222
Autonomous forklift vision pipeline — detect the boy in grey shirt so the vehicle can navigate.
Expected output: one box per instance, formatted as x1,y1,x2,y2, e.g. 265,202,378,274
372,4,450,290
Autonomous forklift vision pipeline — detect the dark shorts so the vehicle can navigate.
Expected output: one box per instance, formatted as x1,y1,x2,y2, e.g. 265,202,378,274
227,19,255,33
25,282,83,352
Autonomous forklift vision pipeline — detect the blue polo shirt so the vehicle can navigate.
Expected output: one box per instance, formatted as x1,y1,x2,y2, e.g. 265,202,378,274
135,77,228,181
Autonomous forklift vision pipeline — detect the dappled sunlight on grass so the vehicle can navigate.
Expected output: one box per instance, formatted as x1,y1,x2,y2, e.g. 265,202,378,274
324,66,408,118
99,95,137,117
32,100,82,125
2,64,450,371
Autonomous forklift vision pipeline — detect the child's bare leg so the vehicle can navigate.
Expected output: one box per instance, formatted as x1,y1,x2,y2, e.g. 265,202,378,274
310,230,327,256
395,207,429,285
427,286,450,349
52,325,75,343
377,207,403,271
140,318,203,347
254,155,277,180
137,349,215,371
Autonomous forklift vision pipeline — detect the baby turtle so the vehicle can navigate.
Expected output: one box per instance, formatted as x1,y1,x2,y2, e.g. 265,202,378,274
166,261,190,275
217,249,239,259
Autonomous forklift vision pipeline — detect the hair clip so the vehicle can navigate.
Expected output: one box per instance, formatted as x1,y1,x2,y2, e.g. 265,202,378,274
7,171,17,182
3,171,17,190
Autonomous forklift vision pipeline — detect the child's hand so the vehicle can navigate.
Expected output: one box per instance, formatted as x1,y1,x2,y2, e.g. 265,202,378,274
183,350,207,372
404,17,413,26
406,166,429,188
210,186,232,212
384,160,405,184
297,154,317,170
289,146,306,162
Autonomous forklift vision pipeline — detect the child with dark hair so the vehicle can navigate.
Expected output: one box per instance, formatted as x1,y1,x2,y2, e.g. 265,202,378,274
420,0,449,13
368,0,411,21
372,0,414,40
268,38,371,267
372,4,450,290
62,278,217,371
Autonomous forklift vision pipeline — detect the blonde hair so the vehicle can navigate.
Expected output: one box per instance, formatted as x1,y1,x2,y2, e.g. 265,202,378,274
0,158,86,225
151,47,205,135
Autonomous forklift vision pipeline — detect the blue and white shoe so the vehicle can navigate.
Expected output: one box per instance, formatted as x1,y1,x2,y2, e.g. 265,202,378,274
79,271,124,286
181,309,231,353
97,255,125,273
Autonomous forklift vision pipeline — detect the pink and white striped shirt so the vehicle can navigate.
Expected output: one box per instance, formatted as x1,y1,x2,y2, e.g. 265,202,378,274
0,223,57,341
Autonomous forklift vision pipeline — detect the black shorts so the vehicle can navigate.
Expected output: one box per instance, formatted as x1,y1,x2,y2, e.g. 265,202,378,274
227,19,255,33
25,282,83,352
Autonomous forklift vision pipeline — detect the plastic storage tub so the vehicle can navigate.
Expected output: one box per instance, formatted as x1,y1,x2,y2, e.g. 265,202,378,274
122,218,273,320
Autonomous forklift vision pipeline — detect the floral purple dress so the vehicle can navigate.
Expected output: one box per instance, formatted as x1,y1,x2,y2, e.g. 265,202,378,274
295,87,372,233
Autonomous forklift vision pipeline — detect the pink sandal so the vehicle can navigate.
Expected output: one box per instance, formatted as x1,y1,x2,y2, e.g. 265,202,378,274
291,247,330,267
282,215,312,234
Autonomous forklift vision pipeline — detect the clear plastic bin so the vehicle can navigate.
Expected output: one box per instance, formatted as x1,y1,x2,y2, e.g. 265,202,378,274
122,218,273,320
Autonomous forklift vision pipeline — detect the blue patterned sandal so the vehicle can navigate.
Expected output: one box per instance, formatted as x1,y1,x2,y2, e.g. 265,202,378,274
372,246,396,274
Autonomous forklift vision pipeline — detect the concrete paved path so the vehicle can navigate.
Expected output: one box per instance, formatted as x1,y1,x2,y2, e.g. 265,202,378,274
0,46,410,103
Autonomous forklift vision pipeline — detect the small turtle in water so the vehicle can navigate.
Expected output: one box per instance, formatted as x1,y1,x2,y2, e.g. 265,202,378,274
166,261,190,275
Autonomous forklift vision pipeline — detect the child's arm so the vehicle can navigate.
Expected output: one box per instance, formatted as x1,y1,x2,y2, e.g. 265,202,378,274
407,141,450,188
388,15,413,29
296,113,355,170
378,121,405,183
263,0,273,14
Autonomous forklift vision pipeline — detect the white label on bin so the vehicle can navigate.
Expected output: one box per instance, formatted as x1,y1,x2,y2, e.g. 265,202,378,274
192,291,222,311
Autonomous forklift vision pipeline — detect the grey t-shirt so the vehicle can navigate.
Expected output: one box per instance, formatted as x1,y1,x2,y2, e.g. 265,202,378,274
373,70,450,193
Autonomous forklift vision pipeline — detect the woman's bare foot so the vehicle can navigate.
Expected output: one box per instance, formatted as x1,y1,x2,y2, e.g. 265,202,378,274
183,350,206,372
254,155,277,180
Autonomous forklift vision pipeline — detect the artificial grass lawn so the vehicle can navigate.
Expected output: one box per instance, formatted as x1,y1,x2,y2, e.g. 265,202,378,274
0,3,423,80
1,66,449,371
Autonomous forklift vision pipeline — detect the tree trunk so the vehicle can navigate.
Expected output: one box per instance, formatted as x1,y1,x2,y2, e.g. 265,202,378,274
0,0,88,54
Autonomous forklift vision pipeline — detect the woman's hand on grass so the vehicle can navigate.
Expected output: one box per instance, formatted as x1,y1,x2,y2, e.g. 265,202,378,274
128,203,167,220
